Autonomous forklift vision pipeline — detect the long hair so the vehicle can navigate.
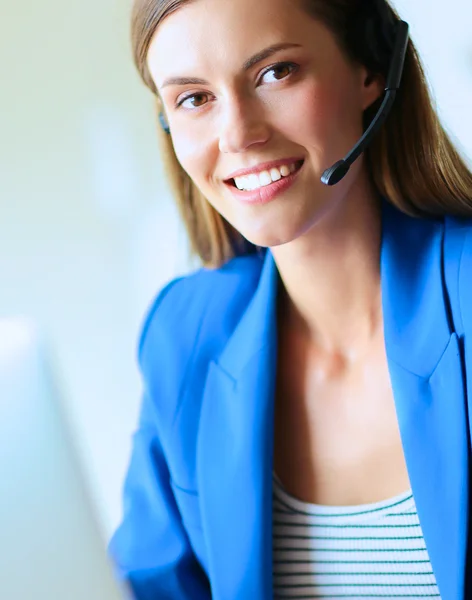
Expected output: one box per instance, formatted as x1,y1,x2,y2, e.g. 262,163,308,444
131,0,472,268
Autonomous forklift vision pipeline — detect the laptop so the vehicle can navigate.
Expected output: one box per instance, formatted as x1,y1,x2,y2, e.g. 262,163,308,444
0,317,132,600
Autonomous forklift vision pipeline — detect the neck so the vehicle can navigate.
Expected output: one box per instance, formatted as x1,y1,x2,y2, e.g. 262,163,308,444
271,185,383,359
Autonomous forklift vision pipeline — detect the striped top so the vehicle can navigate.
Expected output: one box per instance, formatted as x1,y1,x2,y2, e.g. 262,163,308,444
272,472,441,599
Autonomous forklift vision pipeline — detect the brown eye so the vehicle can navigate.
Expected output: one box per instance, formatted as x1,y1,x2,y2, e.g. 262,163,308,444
259,61,298,84
177,93,209,109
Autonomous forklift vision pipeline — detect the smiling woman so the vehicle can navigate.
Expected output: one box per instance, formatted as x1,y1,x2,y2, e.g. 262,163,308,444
108,0,472,599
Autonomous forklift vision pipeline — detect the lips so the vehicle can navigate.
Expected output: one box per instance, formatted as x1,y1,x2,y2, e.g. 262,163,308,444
224,158,305,205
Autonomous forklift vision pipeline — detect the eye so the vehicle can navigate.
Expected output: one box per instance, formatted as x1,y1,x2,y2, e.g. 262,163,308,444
176,92,209,110
259,61,298,84
175,61,299,110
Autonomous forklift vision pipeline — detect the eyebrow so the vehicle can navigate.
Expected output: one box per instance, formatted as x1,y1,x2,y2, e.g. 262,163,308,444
159,42,302,89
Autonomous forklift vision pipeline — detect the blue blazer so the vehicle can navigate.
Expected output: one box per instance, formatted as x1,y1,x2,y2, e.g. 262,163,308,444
109,199,472,600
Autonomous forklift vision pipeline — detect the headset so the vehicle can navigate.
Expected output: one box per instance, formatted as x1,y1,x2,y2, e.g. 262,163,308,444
158,15,410,188
321,19,409,185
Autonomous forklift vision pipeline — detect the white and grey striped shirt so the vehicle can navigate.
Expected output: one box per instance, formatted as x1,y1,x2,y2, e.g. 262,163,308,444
272,472,441,599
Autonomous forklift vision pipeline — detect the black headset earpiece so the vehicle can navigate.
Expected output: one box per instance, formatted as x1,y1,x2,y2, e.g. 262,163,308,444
321,19,409,186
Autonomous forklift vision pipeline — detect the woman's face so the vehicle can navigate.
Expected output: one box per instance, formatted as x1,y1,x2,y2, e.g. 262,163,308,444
147,0,383,247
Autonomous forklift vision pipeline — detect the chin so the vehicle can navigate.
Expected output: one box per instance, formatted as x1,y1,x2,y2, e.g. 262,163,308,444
239,227,301,249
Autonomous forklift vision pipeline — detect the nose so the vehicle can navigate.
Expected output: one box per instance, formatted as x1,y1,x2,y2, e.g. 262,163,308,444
218,96,271,154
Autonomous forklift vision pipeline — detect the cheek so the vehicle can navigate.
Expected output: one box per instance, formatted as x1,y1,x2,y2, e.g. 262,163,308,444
172,137,224,214
288,80,362,161
172,137,210,184
174,133,204,172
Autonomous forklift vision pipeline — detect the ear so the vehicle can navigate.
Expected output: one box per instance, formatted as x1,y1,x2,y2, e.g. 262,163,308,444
360,67,386,111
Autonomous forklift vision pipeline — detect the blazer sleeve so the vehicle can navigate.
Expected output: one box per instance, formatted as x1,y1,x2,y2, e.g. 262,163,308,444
108,280,211,600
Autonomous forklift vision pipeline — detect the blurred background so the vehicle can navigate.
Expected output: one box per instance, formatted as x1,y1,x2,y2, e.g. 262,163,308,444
0,0,471,543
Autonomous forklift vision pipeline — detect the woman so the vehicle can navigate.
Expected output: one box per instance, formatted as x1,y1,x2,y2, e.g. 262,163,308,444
108,0,472,598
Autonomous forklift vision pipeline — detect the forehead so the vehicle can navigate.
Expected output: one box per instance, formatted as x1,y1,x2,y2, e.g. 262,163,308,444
147,0,319,88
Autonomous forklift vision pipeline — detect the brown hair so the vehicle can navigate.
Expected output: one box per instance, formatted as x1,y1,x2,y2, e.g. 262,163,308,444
131,0,472,268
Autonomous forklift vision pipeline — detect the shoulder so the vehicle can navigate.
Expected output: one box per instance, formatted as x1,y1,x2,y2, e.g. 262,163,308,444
444,215,472,336
137,251,265,399
444,214,472,271
445,215,472,394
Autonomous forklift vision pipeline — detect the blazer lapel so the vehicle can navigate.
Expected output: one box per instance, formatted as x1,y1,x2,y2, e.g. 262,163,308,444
381,200,469,600
196,249,279,600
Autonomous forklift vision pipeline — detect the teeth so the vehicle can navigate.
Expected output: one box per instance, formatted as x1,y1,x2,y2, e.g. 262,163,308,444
234,162,300,191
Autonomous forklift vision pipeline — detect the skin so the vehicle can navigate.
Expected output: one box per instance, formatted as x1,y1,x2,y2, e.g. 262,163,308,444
147,0,411,505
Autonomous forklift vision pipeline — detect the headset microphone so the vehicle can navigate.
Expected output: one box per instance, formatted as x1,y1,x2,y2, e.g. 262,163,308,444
321,20,409,186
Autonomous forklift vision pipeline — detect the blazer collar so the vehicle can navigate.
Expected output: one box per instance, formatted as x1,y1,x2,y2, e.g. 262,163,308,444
196,198,469,600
